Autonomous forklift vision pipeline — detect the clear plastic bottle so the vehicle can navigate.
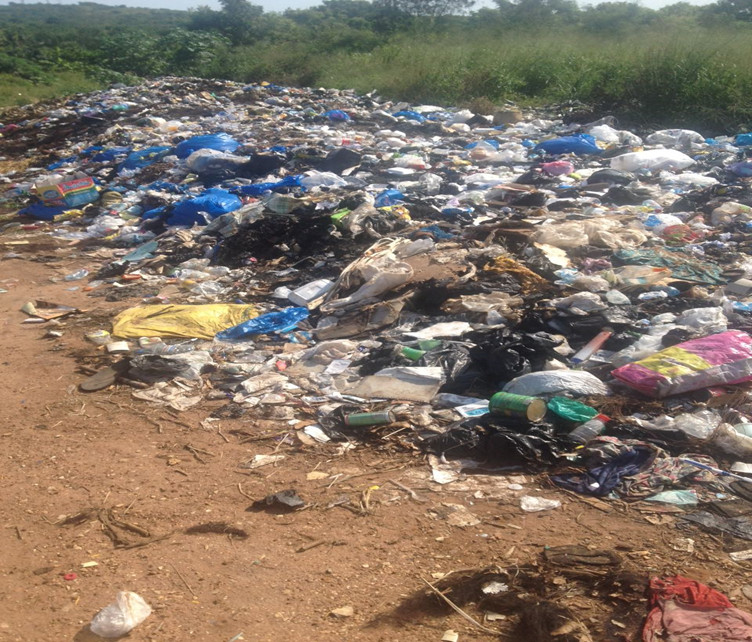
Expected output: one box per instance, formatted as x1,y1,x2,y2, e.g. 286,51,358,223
63,269,89,281
135,342,196,355
568,415,609,445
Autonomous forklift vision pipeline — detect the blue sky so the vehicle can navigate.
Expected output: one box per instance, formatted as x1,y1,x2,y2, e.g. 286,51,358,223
0,0,715,12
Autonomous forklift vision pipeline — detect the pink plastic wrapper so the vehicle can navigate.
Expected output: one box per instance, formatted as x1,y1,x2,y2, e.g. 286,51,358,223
611,330,752,398
541,160,575,176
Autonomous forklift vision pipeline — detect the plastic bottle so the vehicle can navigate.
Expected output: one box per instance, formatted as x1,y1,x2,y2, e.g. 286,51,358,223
63,269,89,281
135,342,196,355
568,414,609,444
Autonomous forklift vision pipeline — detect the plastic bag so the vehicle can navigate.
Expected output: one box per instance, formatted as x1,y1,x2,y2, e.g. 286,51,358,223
710,201,752,226
610,149,694,172
520,496,561,512
185,148,247,173
612,330,752,398
532,221,588,249
168,189,242,226
547,397,598,422
645,129,705,148
19,202,68,221
392,110,425,123
113,304,258,339
89,591,151,638
551,292,608,315
120,146,172,171
534,134,601,156
129,351,213,383
216,307,309,341
672,409,722,439
347,366,444,403
728,161,752,177
503,370,609,397
320,237,427,313
324,109,351,121
541,160,574,176
708,423,752,462
175,133,239,159
613,265,672,287
675,307,727,334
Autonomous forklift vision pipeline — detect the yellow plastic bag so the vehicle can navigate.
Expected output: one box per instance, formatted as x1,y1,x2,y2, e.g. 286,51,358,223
112,304,258,339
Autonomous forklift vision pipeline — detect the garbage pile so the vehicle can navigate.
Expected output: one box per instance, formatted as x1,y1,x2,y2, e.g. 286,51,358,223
6,76,752,547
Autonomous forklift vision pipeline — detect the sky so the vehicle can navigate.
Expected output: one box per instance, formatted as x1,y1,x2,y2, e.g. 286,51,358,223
0,0,715,13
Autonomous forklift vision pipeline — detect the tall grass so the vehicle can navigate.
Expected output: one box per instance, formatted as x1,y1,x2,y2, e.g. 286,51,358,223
3,24,752,132
304,26,752,131
0,71,102,108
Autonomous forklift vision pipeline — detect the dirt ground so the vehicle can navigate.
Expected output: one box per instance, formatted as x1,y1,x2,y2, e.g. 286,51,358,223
0,234,750,642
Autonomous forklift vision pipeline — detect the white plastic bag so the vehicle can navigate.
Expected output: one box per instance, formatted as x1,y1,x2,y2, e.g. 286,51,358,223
610,149,694,172
645,129,705,148
520,496,561,512
90,591,151,638
503,370,609,397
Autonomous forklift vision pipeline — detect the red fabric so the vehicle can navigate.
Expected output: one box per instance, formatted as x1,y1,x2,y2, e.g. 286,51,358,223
648,576,733,611
643,575,752,642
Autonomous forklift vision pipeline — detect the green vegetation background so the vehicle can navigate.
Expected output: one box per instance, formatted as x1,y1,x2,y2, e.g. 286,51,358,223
1,0,752,131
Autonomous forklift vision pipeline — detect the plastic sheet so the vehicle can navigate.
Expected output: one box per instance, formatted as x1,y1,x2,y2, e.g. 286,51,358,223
216,307,309,341
175,133,240,159
534,134,601,155
612,330,752,398
168,188,242,226
112,304,258,339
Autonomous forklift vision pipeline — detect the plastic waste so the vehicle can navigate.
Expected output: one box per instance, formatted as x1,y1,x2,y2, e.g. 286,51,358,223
113,304,258,339
120,146,171,171
540,160,574,176
216,307,309,341
613,265,671,287
122,240,159,262
136,339,196,355
63,269,89,281
672,410,722,439
710,201,752,226
85,330,111,345
520,496,561,512
129,350,212,382
185,148,247,173
347,366,444,403
374,189,405,207
571,330,613,364
644,490,699,505
645,129,705,148
568,416,608,445
89,591,151,638
708,424,752,462
534,134,600,156
613,330,752,398
503,370,609,397
323,109,350,121
175,133,239,159
393,110,425,123
300,171,348,189
547,397,598,423
288,279,334,308
610,149,694,172
168,189,242,226
588,124,621,143
37,175,98,208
